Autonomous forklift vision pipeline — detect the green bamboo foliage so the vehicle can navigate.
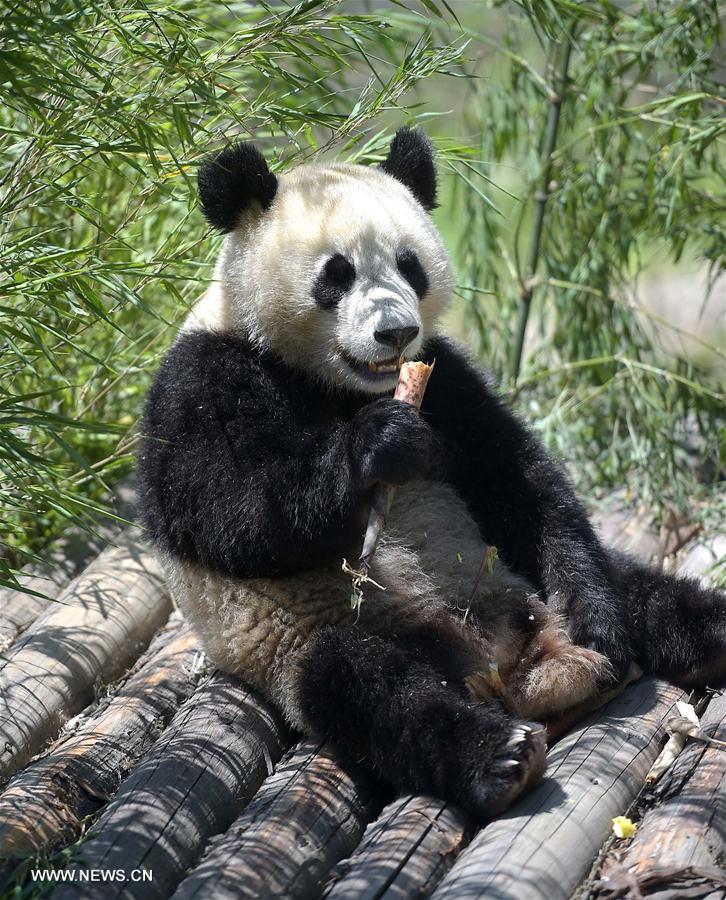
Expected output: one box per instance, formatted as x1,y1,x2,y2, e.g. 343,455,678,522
453,0,724,514
1,0,723,591
0,0,466,584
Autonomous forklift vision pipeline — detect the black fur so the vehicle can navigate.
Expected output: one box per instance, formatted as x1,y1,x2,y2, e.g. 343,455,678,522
613,552,726,687
351,396,439,488
138,331,368,577
138,332,450,577
138,329,726,815
380,127,437,211
396,248,429,298
312,253,356,309
297,622,546,820
197,143,278,233
421,336,631,681
138,329,725,685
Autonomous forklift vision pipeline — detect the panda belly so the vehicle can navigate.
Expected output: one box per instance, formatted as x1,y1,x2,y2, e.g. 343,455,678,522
381,480,528,608
163,479,608,724
162,483,501,684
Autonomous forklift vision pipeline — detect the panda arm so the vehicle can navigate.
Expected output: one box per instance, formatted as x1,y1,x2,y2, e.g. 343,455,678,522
137,331,368,578
422,336,629,678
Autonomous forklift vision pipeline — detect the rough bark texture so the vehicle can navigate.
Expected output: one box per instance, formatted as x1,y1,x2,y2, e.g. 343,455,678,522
324,795,472,900
0,481,134,651
0,528,111,652
53,672,290,900
173,740,380,900
0,534,171,779
587,690,726,899
430,679,684,900
0,619,201,858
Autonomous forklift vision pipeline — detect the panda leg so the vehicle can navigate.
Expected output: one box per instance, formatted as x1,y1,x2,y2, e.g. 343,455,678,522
459,586,610,720
487,597,612,720
292,618,547,821
613,553,726,688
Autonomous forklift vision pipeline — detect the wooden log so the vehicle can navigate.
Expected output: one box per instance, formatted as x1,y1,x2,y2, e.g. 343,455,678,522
53,672,290,900
324,795,471,900
0,534,171,779
0,619,202,858
592,690,726,898
0,482,135,650
590,496,660,563
173,739,380,900
0,531,109,652
430,678,684,900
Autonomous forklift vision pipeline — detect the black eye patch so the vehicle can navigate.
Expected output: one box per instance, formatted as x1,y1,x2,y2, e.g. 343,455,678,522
313,253,356,309
396,248,428,299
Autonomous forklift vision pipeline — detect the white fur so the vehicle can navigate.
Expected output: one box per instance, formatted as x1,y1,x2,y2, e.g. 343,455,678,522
163,481,534,725
183,162,452,393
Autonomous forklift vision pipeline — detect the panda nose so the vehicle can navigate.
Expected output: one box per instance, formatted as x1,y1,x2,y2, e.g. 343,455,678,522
374,325,420,352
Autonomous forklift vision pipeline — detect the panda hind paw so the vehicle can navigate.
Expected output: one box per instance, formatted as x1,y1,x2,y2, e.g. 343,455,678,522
466,720,547,820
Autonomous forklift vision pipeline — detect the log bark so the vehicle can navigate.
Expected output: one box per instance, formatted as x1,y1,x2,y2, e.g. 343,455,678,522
53,672,290,900
0,481,134,650
173,739,380,900
0,528,110,652
0,619,201,858
590,690,726,899
430,678,684,900
324,795,471,900
0,534,171,779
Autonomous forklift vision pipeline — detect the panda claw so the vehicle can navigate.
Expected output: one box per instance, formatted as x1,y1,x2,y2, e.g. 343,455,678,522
506,722,542,750
478,720,547,817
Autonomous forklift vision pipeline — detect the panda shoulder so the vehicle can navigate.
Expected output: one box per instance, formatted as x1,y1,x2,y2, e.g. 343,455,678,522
423,334,499,395
150,329,282,413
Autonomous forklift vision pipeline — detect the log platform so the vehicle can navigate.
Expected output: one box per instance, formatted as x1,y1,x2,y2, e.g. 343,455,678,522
0,500,723,899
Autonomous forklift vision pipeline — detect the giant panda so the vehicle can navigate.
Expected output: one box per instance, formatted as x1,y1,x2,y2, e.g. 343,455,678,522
137,128,726,819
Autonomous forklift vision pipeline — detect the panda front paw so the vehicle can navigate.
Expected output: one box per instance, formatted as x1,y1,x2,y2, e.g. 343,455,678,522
351,397,438,488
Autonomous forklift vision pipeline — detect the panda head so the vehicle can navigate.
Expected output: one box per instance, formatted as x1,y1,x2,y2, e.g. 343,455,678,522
195,128,452,395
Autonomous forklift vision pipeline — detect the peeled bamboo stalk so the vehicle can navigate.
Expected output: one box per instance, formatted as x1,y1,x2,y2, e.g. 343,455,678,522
357,360,434,578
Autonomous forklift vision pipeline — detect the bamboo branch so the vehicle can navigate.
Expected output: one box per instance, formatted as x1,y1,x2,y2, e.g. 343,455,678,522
509,38,573,382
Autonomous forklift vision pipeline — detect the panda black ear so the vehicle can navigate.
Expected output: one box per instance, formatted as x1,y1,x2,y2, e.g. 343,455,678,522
197,143,278,233
380,127,437,211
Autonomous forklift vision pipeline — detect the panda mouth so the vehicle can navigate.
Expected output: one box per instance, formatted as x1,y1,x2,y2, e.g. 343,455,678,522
340,350,403,379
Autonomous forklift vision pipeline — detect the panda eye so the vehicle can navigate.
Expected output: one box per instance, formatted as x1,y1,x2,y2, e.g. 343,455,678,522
313,253,356,309
325,253,356,285
397,248,428,299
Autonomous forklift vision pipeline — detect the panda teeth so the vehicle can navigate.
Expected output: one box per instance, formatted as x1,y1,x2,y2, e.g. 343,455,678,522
368,357,403,374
